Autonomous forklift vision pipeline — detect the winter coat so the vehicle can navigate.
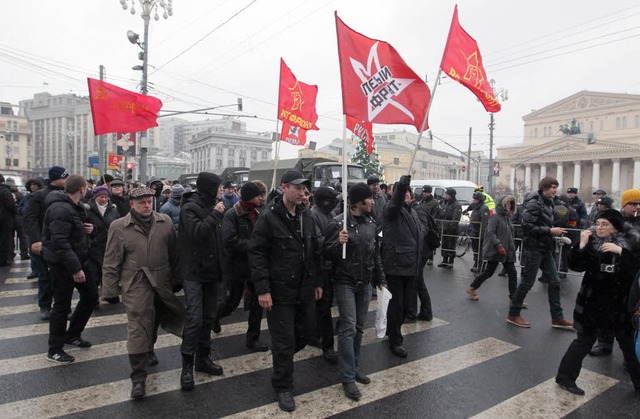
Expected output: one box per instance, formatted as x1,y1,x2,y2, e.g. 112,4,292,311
439,197,462,235
24,184,64,244
382,185,423,277
221,201,257,281
178,191,224,282
371,192,387,232
248,196,320,304
482,195,517,263
568,226,640,333
110,193,131,218
160,198,181,231
311,205,337,276
102,211,184,353
323,211,385,286
0,184,16,234
468,202,490,239
41,191,89,273
521,191,556,252
566,196,587,228
221,193,239,211
418,195,441,219
85,198,119,264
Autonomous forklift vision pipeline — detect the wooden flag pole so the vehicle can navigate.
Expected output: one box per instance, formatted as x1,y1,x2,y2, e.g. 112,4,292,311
408,68,443,174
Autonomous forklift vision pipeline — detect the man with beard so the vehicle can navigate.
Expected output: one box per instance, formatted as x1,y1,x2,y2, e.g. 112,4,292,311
179,172,226,391
437,188,462,268
248,170,322,412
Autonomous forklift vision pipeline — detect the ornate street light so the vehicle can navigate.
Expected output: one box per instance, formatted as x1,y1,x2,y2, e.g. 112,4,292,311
119,0,173,183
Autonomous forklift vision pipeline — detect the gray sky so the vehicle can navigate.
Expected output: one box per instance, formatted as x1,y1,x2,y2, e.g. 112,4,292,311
1,0,639,159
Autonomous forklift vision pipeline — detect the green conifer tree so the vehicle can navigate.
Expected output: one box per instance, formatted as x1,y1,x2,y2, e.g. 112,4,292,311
350,139,384,180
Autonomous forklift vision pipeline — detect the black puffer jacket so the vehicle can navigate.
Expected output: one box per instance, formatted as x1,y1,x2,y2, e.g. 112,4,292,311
24,184,64,244
221,201,256,280
86,199,119,264
323,212,384,286
521,191,555,252
248,196,320,304
178,190,224,282
41,191,89,273
381,184,423,277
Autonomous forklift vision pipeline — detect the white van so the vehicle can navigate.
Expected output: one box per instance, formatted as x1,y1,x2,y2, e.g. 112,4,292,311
410,179,478,206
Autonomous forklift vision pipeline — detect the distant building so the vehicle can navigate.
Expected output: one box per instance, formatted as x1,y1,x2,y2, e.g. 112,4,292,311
0,102,31,179
147,151,191,180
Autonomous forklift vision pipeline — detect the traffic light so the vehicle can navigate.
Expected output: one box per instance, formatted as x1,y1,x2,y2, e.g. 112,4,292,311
237,97,243,112
126,162,134,180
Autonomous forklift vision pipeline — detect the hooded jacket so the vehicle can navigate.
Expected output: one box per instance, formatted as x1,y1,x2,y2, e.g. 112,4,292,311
221,201,258,280
482,195,517,262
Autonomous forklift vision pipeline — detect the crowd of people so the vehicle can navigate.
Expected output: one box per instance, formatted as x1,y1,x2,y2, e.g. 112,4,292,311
1,167,640,409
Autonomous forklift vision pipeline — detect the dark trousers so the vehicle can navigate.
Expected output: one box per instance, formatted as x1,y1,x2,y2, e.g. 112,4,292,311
407,262,432,318
216,278,264,346
48,263,99,354
313,278,334,351
557,324,640,389
471,261,517,298
386,274,417,347
266,302,314,392
181,280,217,355
13,215,28,256
594,328,615,350
0,220,13,262
441,230,457,258
34,254,53,309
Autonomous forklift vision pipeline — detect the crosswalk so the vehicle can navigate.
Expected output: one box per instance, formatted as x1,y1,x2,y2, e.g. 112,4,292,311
0,259,633,418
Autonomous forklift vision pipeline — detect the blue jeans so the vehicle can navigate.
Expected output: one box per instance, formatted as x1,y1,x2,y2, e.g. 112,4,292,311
334,281,372,383
509,249,563,320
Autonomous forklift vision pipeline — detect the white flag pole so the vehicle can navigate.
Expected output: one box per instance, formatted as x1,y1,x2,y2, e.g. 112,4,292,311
408,68,443,174
342,114,348,259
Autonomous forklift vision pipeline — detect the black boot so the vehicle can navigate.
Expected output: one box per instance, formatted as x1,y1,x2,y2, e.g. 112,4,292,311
180,354,195,391
447,256,454,269
195,348,223,376
437,258,448,268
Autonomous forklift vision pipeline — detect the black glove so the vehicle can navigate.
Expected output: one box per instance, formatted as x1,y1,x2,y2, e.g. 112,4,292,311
397,175,411,193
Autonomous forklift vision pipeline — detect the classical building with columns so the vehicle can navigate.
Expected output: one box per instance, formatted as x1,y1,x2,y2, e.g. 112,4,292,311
496,91,640,205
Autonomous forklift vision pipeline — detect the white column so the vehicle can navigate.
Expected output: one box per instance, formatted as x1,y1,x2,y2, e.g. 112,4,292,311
524,164,531,191
540,163,547,179
612,159,621,194
573,161,581,190
510,166,516,192
633,159,640,189
556,163,564,190
592,160,600,191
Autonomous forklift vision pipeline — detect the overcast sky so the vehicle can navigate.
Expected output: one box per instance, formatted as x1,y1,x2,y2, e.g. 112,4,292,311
2,0,639,159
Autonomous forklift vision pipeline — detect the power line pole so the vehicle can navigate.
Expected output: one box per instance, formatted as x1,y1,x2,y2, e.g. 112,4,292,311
467,127,472,181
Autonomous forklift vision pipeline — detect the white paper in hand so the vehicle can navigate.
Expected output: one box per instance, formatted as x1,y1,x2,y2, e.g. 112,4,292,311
375,286,392,338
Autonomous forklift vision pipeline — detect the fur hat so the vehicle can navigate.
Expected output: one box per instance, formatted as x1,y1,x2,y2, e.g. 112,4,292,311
348,182,373,204
367,175,381,185
621,189,640,208
596,208,625,232
240,181,262,202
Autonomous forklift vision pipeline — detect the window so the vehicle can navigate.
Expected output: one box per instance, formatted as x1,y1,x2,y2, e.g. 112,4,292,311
239,158,246,166
250,149,257,159
262,151,268,160
227,159,234,167
600,120,605,131
534,128,538,137
590,121,594,132
543,127,548,136
616,117,621,129
623,116,627,128
13,159,18,166
5,158,10,166
217,148,223,155
216,159,222,168
228,148,235,157
636,115,640,128
393,157,400,165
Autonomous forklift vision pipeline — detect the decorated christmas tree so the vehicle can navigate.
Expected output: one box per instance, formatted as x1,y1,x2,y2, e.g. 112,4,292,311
350,139,384,180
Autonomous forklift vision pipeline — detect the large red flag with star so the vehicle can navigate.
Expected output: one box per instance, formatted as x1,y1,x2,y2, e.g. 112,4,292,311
335,13,430,132
277,58,319,131
440,6,501,113
87,78,162,136
280,121,308,146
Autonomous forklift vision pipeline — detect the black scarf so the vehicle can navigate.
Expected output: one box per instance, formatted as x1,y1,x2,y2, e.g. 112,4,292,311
130,209,153,236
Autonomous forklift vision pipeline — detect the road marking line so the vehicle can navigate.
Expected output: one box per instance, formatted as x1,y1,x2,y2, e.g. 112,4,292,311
0,318,447,418
0,298,80,316
4,278,37,285
7,267,30,273
470,369,619,419
0,288,38,298
223,337,520,419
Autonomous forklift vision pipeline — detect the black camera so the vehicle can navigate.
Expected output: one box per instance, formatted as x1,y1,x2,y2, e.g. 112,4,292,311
600,263,616,273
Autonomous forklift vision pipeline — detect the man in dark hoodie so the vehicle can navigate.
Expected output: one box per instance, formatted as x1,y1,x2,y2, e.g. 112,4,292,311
42,175,97,363
0,174,17,266
178,172,226,391
24,166,69,320
248,170,322,412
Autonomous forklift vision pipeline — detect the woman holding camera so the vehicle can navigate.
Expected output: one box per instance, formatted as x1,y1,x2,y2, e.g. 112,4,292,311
555,209,640,395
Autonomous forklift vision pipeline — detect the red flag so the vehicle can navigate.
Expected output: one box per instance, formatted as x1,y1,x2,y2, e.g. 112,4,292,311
335,13,430,131
280,121,307,146
87,78,163,136
440,6,501,113
346,116,374,154
277,59,319,131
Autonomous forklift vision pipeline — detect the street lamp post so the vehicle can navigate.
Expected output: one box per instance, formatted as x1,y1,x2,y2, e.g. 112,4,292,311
120,0,173,184
487,79,508,196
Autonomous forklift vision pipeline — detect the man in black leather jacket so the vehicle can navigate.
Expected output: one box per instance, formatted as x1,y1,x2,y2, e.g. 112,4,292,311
248,170,323,412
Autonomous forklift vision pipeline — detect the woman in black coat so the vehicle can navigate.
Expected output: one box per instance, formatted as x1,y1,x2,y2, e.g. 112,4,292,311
555,209,640,395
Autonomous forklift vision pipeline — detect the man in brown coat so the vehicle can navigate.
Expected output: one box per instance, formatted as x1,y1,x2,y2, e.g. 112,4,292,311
102,186,185,399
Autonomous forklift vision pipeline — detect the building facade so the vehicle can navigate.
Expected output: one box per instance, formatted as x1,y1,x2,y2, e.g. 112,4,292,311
0,102,31,180
496,91,640,204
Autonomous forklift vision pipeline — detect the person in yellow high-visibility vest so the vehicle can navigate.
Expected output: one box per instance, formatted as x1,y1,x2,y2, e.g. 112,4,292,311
475,185,495,214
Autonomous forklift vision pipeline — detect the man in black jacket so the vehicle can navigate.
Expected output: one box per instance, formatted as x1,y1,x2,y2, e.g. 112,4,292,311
418,185,441,266
109,179,130,217
24,166,69,320
0,174,17,266
437,188,462,268
179,172,225,391
382,175,423,357
216,181,268,352
248,170,323,412
42,175,97,363
508,177,573,329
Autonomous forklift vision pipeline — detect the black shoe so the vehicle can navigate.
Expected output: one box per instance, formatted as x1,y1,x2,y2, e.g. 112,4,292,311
180,354,195,391
437,259,448,268
65,337,92,348
589,345,612,357
246,342,269,352
131,382,146,399
308,337,323,349
556,381,585,396
47,350,75,364
355,371,371,384
404,317,417,324
322,348,338,364
277,391,295,412
417,312,433,321
538,276,549,283
195,356,224,376
342,382,362,401
147,351,159,366
497,271,506,277
390,345,408,358
39,308,51,321
20,253,30,261
27,272,38,279
212,320,221,334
